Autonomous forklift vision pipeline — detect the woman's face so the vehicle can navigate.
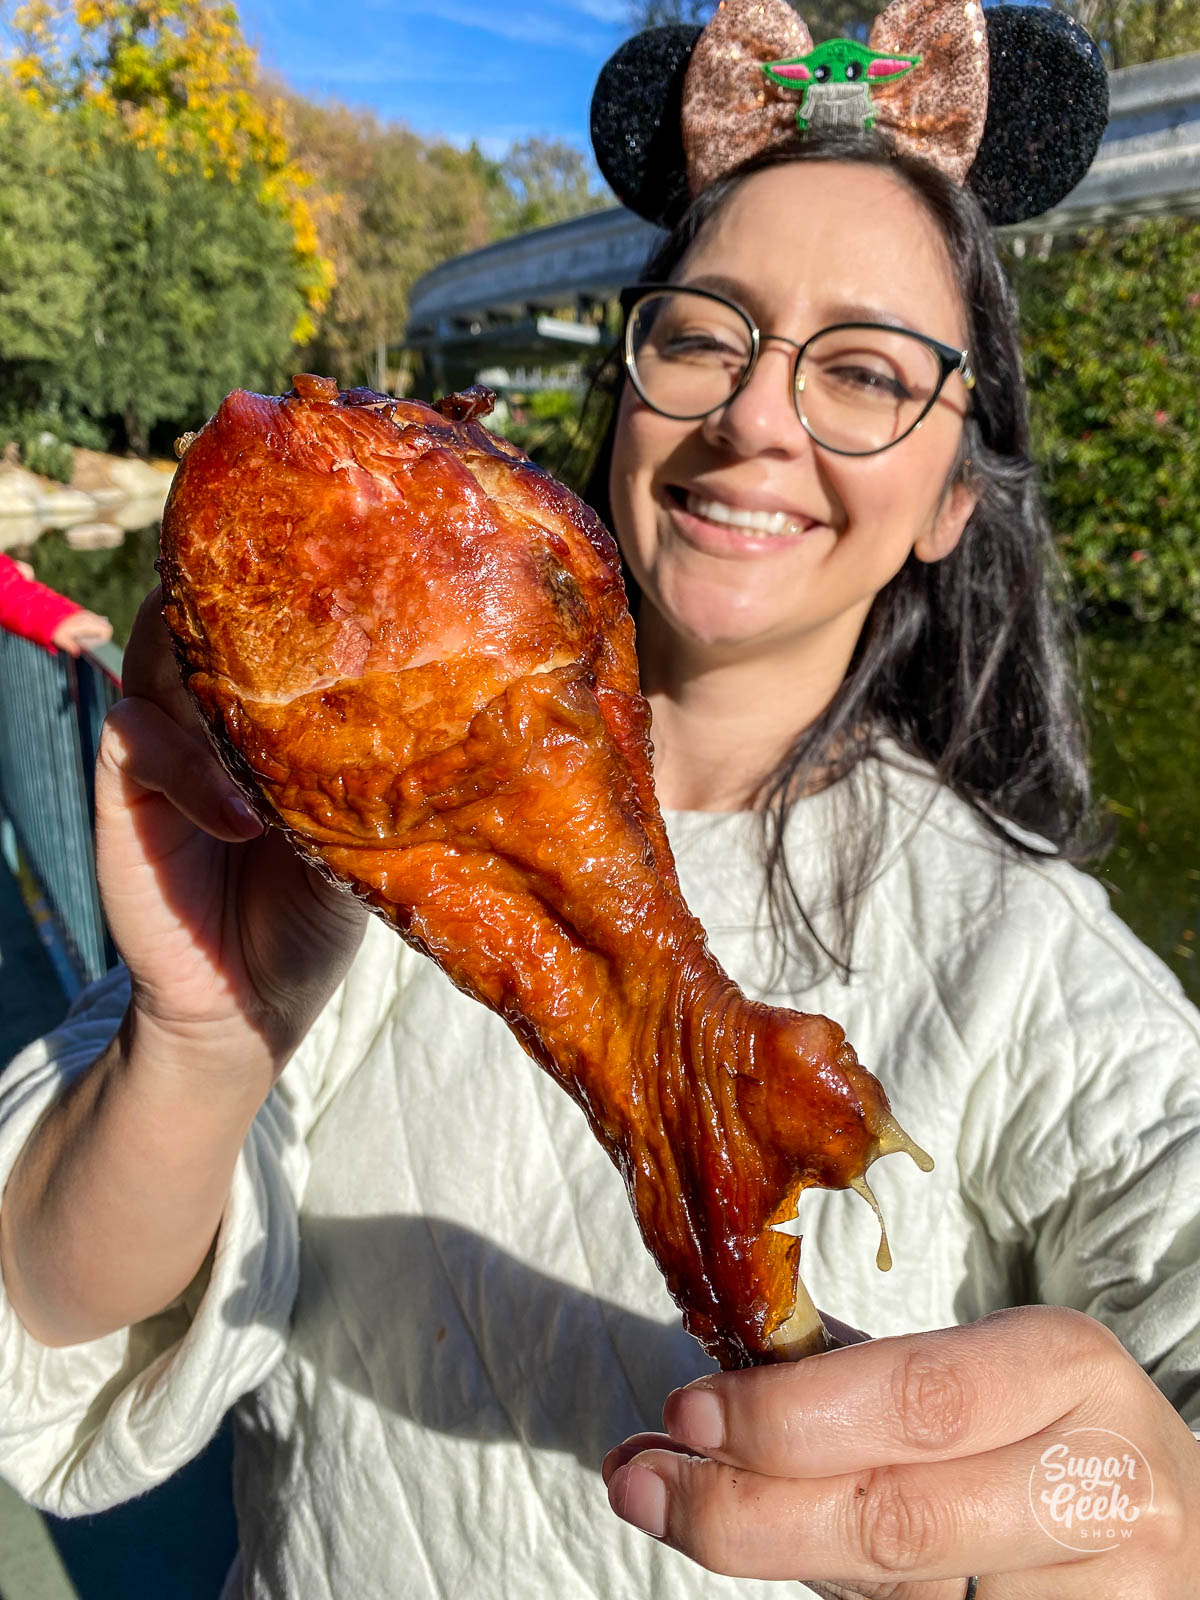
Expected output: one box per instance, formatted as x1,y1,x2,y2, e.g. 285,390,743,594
609,161,978,675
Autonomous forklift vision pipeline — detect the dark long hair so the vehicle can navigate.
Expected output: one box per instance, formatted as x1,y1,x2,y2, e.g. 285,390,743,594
579,132,1100,986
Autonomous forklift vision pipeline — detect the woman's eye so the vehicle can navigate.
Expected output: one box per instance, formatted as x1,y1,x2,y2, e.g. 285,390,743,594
660,332,742,361
826,363,911,400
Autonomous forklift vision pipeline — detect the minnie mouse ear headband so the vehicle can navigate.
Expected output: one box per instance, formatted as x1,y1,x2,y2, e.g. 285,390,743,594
590,0,1109,229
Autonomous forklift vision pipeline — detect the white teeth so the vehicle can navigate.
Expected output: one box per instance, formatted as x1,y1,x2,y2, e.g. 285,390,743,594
685,494,805,536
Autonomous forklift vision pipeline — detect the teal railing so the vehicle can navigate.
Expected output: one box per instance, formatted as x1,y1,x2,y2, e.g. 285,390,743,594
0,629,123,995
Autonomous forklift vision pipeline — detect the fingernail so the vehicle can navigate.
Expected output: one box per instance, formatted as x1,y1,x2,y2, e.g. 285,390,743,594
601,1444,632,1486
222,794,262,836
667,1384,724,1453
608,1463,668,1539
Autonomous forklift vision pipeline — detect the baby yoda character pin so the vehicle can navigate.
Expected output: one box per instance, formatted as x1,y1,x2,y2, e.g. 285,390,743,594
763,39,921,134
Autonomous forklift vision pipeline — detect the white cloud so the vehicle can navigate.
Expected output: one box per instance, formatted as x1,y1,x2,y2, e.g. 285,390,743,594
286,52,516,87
566,0,630,19
405,0,617,53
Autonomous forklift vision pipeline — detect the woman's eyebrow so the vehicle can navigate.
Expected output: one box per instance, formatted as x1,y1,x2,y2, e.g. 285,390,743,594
675,272,750,303
822,301,913,330
675,276,922,335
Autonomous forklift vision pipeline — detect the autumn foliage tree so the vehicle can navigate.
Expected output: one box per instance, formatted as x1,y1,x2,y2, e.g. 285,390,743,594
1,0,336,449
7,0,332,334
281,95,500,392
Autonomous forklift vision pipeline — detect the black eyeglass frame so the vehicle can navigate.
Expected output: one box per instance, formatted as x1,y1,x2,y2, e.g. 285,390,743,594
619,282,976,458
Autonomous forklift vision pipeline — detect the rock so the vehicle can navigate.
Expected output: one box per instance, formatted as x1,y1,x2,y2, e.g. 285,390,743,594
38,486,99,522
69,448,123,499
112,495,167,532
0,514,42,549
0,467,46,516
88,484,128,508
106,457,175,499
65,521,125,551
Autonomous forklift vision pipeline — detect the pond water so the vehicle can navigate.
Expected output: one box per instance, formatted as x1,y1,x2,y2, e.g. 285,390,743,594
15,523,1200,1005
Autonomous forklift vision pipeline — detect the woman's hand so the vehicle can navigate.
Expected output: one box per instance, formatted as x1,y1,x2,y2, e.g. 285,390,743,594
603,1306,1200,1598
0,588,370,1347
97,588,368,1086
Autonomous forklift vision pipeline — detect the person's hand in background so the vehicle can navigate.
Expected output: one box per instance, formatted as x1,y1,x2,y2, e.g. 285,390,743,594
51,607,113,655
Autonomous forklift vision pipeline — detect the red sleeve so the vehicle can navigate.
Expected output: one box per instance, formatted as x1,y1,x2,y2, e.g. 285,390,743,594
0,553,81,652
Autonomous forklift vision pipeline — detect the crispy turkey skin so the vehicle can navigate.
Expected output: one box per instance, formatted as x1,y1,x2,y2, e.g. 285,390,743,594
159,375,931,1369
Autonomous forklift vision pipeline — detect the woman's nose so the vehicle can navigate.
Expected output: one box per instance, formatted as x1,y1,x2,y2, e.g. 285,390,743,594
701,342,812,459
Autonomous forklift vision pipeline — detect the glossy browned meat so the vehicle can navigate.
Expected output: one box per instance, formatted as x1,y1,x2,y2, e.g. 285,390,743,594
160,375,931,1369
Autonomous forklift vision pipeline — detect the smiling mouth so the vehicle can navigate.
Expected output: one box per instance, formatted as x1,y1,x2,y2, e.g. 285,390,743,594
670,488,814,539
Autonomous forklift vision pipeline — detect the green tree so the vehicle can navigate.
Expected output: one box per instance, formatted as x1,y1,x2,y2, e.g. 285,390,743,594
1057,0,1200,68
626,0,881,41
631,0,1200,56
629,0,710,24
54,121,308,452
0,89,96,370
1009,216,1200,622
490,139,608,236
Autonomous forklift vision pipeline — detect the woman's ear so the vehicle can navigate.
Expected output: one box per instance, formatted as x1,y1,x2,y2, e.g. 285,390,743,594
913,473,979,564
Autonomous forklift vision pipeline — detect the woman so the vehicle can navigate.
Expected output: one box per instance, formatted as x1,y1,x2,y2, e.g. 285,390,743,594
2,30,1199,1600
585,144,1200,1594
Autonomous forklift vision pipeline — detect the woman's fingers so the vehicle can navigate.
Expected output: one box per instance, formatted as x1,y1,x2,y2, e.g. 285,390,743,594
99,695,262,846
660,1307,1101,1481
601,1433,694,1486
122,586,202,724
604,1310,1146,1589
608,1433,1081,1585
102,586,256,840
820,1309,872,1347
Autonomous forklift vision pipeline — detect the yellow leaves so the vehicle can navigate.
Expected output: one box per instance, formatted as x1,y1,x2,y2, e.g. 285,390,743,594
291,309,318,345
10,56,43,87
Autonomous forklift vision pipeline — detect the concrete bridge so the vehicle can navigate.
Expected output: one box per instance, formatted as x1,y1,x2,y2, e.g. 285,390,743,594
406,49,1200,387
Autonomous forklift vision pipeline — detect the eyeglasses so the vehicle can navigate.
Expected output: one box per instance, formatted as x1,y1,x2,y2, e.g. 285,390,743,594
620,283,975,458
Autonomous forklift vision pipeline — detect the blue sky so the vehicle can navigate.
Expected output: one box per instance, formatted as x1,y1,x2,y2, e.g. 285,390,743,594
238,0,631,159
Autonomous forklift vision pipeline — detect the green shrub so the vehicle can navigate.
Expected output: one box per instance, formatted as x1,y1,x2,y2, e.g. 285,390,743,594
20,431,75,483
0,403,108,483
1009,218,1200,622
495,387,584,471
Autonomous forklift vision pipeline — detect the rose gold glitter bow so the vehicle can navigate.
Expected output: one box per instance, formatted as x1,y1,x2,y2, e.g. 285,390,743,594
681,0,990,197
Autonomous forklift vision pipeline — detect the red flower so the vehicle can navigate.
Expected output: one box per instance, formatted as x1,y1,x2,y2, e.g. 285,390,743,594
1131,550,1147,563
1154,410,1169,426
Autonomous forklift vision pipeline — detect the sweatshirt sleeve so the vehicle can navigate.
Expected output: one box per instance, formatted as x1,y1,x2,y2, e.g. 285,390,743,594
1026,1029,1200,1429
957,890,1200,1430
0,918,404,1515
0,553,80,652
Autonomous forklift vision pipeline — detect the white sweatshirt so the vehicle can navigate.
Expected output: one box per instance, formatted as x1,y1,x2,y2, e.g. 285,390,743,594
2,754,1199,1599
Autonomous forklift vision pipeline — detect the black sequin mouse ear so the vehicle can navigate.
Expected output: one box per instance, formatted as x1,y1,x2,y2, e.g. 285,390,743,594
590,4,1109,231
966,5,1109,226
589,24,701,228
